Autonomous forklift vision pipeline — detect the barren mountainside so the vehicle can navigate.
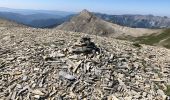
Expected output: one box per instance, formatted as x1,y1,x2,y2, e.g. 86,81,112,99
57,10,161,37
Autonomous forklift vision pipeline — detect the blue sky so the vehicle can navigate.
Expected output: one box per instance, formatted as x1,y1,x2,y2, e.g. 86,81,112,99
0,0,169,16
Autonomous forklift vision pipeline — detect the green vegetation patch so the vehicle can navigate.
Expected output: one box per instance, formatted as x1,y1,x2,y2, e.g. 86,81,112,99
134,29,170,48
165,85,170,96
117,29,170,49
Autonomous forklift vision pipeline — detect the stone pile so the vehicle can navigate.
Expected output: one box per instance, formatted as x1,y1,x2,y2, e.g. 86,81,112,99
72,36,100,54
0,27,170,100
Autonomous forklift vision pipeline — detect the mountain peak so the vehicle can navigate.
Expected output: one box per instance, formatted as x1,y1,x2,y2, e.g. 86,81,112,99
79,9,93,17
80,9,90,13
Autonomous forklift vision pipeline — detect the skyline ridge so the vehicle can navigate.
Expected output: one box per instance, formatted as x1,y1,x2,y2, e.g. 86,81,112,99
0,0,169,16
0,7,169,17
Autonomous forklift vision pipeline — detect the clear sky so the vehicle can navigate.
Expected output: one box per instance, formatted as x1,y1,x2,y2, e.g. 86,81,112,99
0,0,169,16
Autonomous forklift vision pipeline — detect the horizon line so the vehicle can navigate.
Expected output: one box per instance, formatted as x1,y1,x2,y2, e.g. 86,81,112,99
0,6,169,17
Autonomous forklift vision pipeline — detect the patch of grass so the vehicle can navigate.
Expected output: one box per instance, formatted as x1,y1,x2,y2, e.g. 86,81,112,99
117,29,170,49
162,38,170,49
134,29,170,49
137,32,169,45
165,85,170,96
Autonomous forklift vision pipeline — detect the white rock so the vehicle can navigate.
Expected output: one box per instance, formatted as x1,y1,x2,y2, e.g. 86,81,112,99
142,92,147,97
49,52,65,58
22,75,27,81
59,71,76,80
108,95,119,100
32,89,45,95
16,84,22,89
68,55,78,59
33,95,40,99
157,89,167,99
34,68,40,71
124,96,132,100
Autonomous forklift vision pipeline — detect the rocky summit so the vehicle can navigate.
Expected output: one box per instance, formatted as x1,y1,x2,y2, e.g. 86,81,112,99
0,27,170,100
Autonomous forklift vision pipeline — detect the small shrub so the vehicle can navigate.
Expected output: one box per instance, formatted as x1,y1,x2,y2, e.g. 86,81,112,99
133,43,142,48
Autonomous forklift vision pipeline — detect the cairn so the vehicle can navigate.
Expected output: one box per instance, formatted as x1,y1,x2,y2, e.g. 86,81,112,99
72,37,100,54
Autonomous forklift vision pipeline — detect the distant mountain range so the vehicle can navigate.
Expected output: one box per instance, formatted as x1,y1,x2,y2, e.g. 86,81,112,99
0,7,75,28
0,7,170,28
0,12,74,28
0,7,74,16
95,13,170,28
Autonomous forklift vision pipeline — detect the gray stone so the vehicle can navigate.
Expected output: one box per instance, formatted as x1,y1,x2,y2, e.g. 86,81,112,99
22,75,28,81
59,71,76,81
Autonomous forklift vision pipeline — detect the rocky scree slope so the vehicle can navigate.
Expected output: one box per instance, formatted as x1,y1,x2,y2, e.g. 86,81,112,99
0,17,25,28
0,27,170,99
57,10,161,37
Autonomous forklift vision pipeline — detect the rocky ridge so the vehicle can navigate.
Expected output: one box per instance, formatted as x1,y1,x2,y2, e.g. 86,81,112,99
57,10,161,37
0,17,25,28
95,13,170,29
0,27,170,99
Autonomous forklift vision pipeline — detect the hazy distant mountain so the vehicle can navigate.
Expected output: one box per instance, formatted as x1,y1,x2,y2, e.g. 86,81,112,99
0,11,74,28
28,15,74,28
57,10,160,37
95,13,170,28
0,7,75,16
